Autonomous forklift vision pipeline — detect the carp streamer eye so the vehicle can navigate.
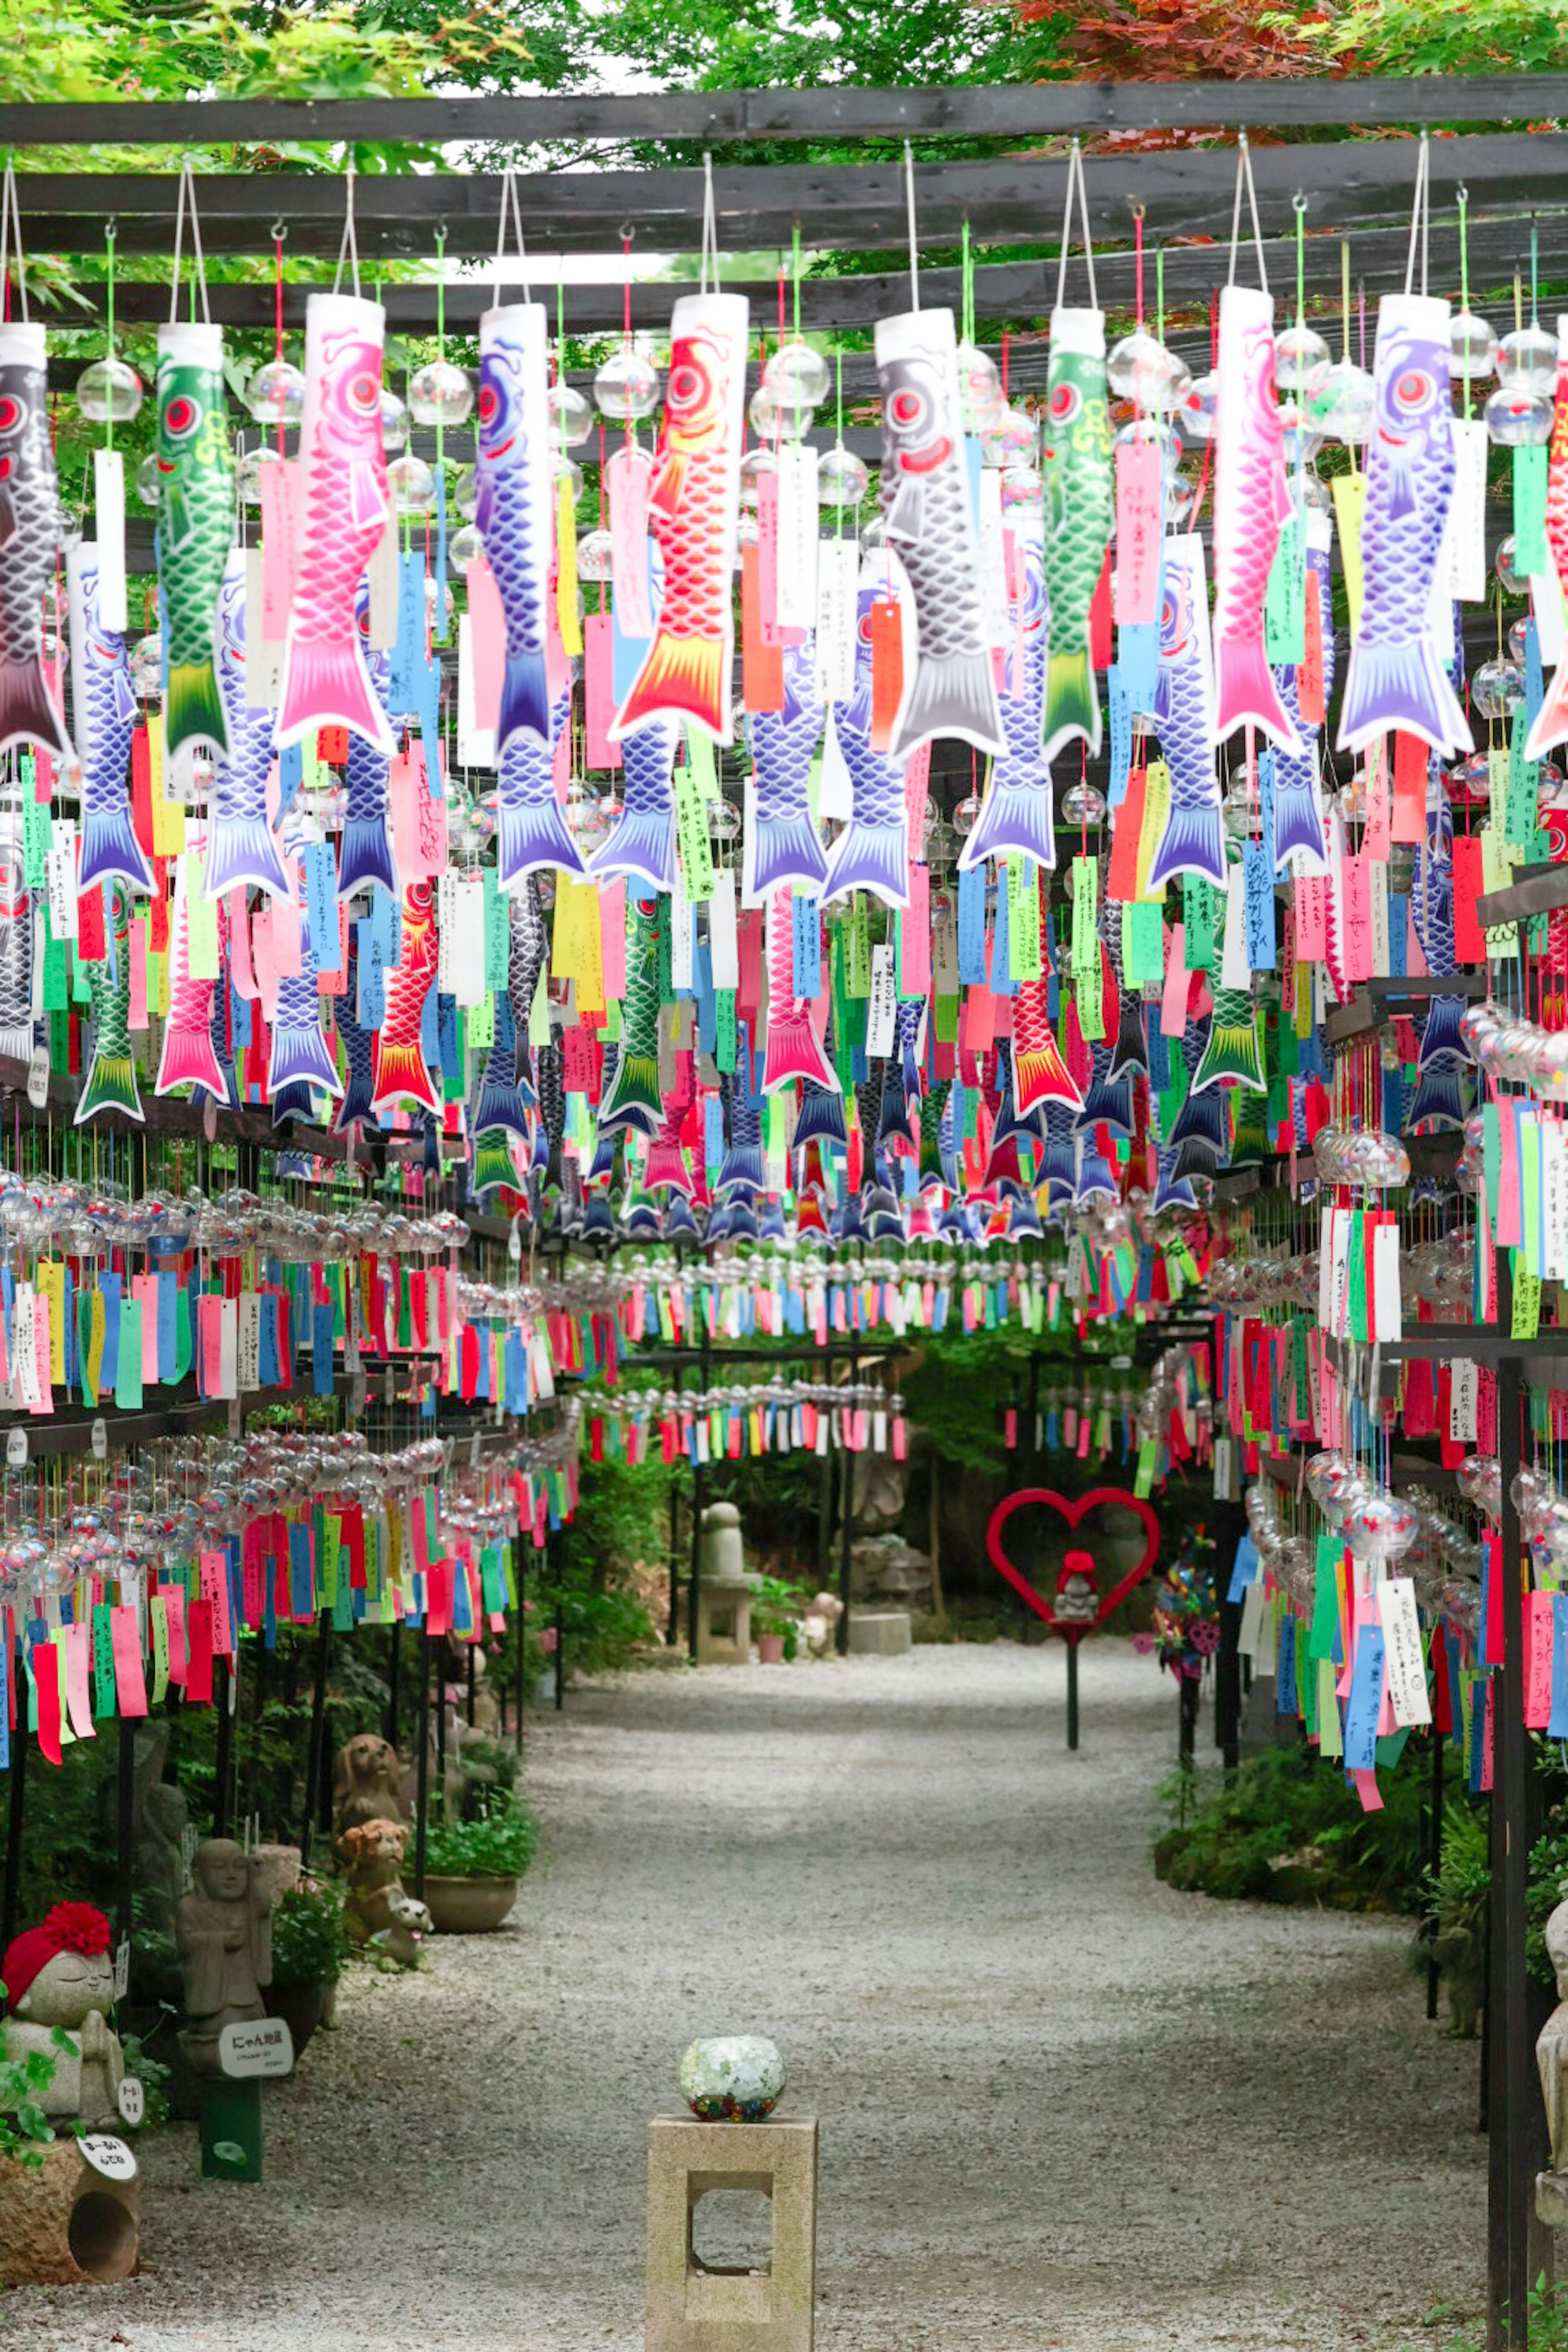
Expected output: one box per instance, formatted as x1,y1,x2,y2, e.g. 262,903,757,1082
668,361,709,414
0,394,22,436
163,393,203,440
1049,381,1082,425
347,370,381,416
890,387,927,432
478,383,501,426
1394,367,1434,414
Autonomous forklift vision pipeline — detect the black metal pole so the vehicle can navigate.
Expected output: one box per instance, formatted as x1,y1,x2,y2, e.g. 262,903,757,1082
667,1356,683,1645
837,1343,858,1655
212,1655,233,1839
298,1612,332,1871
688,1372,708,1664
817,1437,833,1595
513,1537,526,1753
1065,1642,1080,1752
414,1632,430,1898
387,1619,402,1753
1489,1347,1541,2348
466,1647,477,1728
554,1594,565,1712
436,1635,449,1786
1,1718,24,1954
1428,1724,1445,2022
116,1711,136,1954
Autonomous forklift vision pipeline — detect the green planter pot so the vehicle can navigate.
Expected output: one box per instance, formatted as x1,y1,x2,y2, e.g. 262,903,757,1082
422,1874,519,1933
268,1978,325,2060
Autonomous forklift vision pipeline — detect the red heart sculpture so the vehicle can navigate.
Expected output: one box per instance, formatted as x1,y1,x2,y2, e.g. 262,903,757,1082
984,1487,1161,1644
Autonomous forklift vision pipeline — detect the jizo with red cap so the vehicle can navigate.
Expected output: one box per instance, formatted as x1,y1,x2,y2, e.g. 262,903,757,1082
1,1900,126,2128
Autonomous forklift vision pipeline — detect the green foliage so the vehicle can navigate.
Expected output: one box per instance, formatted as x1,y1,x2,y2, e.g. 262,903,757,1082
1154,1744,1442,1912
423,1795,539,1881
118,2031,172,2132
751,1575,809,1644
1291,0,1568,77
0,2010,59,2169
270,1880,352,1989
1431,2275,1568,2352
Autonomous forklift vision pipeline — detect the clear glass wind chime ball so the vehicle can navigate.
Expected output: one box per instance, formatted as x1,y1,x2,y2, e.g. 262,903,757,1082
447,523,484,573
1308,358,1374,445
593,346,660,421
134,453,161,506
1484,384,1555,446
129,632,163,698
1274,320,1331,399
766,341,832,408
1450,310,1499,382
380,389,410,454
75,355,144,425
448,463,477,520
1495,535,1528,596
245,357,306,427
548,382,595,449
236,444,282,506
955,341,1004,425
952,792,983,837
817,445,869,507
551,451,585,500
1472,657,1526,719
739,445,777,510
1177,369,1218,442
749,383,814,439
1106,329,1192,413
409,359,474,426
576,527,615,582
1000,463,1045,517
1061,780,1108,825
388,452,436,515
1497,322,1559,395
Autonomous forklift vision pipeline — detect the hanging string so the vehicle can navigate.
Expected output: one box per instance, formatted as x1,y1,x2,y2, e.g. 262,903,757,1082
961,218,973,349
1156,243,1165,347
332,164,361,302
102,223,117,456
1294,194,1307,323
791,221,802,343
903,139,919,312
699,152,720,297
433,225,448,484
0,160,24,324
1132,204,1144,330
1402,131,1429,299
1055,141,1098,312
492,165,531,307
1456,186,1473,418
1225,134,1268,293
169,161,212,325
1531,218,1540,324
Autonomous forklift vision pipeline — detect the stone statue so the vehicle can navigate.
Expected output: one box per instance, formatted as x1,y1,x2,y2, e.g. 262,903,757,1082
1054,1550,1100,1626
336,1818,423,1960
1,1903,124,2128
332,1732,409,1837
130,1719,189,1936
174,1840,284,2076
1537,1898,1568,2227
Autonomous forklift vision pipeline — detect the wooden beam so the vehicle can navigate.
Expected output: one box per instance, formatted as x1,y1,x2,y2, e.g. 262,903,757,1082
0,76,1562,150
13,135,1565,258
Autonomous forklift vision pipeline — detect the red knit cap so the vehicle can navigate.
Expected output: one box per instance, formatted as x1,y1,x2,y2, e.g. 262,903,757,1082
2,1902,111,2009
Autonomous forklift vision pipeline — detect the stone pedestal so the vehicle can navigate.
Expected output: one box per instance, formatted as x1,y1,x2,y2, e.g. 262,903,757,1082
646,2113,817,2352
0,2140,140,2284
847,1609,911,1657
696,1581,757,1666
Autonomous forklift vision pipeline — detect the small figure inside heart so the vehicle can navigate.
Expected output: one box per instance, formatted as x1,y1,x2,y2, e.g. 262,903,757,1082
984,1486,1160,1644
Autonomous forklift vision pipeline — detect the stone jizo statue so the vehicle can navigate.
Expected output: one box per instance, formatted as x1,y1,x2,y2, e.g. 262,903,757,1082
1536,1896,1568,2227
1,1902,125,2128
175,1839,282,2077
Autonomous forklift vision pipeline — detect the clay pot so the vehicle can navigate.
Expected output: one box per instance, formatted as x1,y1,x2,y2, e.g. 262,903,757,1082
755,1634,787,1664
0,2140,139,2285
268,1978,325,2060
421,1875,518,1933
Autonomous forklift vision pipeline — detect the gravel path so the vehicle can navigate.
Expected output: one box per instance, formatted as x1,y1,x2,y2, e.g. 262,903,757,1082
11,1643,1484,2352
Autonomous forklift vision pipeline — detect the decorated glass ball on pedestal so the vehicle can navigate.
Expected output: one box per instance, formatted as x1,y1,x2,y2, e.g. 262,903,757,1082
679,2035,786,2122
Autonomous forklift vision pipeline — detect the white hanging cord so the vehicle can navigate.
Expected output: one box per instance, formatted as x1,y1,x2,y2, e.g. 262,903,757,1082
1225,134,1269,295
904,139,919,312
0,164,27,325
699,152,721,296
1404,131,1430,298
1054,143,1098,312
491,165,532,307
168,163,211,326
167,163,212,327
332,164,362,301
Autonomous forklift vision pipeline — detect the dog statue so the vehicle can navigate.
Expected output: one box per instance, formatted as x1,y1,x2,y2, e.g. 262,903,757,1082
336,1818,414,1947
370,1890,433,1971
333,1734,409,1838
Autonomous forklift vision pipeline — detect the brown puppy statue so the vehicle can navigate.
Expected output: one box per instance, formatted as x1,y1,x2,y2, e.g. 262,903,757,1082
336,1818,414,1946
332,1733,409,1837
